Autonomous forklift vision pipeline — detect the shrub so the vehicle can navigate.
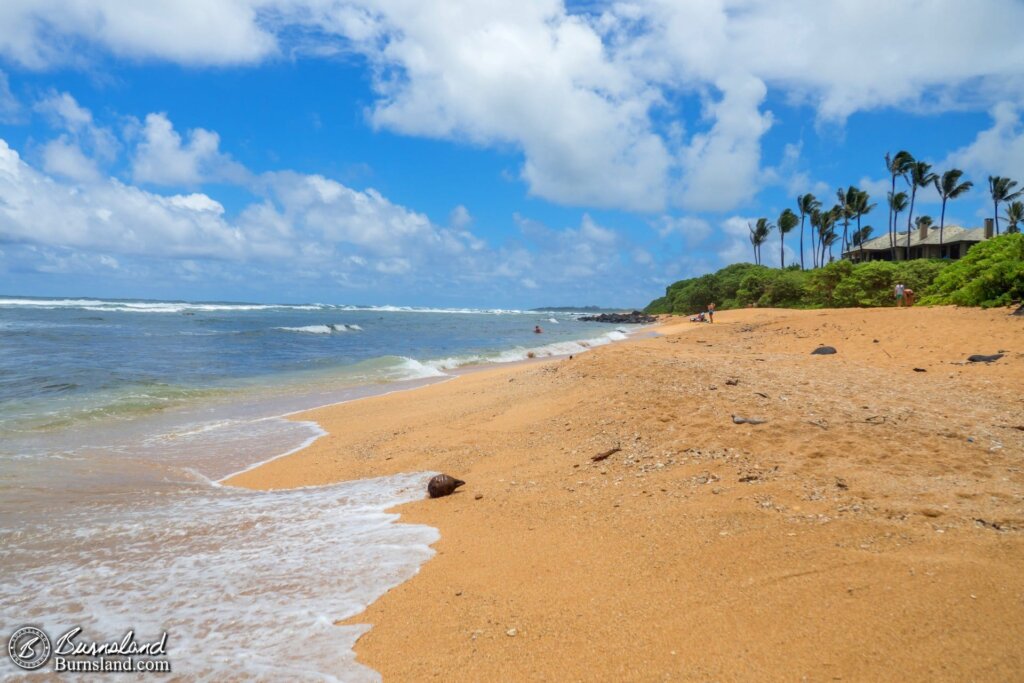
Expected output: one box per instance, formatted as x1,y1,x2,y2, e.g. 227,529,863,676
922,234,1024,307
761,270,806,307
895,259,949,296
832,261,899,307
803,260,853,307
644,244,1012,314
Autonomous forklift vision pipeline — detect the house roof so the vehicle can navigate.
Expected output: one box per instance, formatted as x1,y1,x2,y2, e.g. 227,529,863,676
846,225,987,253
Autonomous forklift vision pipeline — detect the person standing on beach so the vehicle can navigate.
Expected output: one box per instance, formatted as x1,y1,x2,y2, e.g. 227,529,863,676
894,283,905,307
707,302,715,323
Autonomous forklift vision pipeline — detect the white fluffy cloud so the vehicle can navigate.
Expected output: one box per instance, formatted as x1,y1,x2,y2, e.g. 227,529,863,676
944,102,1024,183
131,113,248,186
0,139,245,258
0,131,662,302
0,0,276,68
4,1,1022,214
34,91,118,166
40,136,102,182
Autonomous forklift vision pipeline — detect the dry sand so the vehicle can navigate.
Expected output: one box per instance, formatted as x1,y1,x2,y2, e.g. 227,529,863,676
227,306,1024,681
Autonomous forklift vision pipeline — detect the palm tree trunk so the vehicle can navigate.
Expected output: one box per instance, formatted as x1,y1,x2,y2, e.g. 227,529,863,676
799,216,805,270
939,199,946,254
892,211,900,260
780,234,785,269
906,187,916,261
855,214,862,263
810,222,817,268
994,200,1001,235
888,175,896,260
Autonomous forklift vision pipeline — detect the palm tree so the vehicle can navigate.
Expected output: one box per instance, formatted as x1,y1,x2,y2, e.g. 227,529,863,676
796,193,820,270
989,176,1024,234
809,209,823,268
777,208,799,269
836,186,858,254
822,230,839,265
885,151,914,258
818,207,839,266
851,189,876,258
748,218,772,265
933,169,973,249
854,225,874,260
905,161,937,259
1006,200,1024,234
888,191,908,260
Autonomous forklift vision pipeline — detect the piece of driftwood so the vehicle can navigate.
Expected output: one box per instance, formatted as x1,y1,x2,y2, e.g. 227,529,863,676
732,415,767,425
591,446,621,462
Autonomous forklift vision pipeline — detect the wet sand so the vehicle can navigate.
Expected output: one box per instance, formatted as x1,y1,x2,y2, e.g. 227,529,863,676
227,306,1024,681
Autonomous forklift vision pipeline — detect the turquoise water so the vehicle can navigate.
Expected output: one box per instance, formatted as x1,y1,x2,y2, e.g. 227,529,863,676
0,296,638,680
0,296,625,435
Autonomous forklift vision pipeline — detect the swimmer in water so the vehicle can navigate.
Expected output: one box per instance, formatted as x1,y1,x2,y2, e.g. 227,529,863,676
534,325,543,334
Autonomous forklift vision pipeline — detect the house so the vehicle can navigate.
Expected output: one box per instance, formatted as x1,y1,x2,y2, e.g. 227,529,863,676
844,219,994,263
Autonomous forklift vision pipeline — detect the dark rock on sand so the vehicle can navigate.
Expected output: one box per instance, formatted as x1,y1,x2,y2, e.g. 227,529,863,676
811,346,837,355
1013,304,1023,316
578,310,656,324
428,474,466,498
967,354,1004,363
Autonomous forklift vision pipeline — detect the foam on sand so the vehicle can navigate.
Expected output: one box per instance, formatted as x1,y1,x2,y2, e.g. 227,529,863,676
425,328,631,371
0,473,439,681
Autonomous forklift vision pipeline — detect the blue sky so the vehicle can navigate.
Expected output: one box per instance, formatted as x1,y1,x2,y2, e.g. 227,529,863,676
1,1,1023,308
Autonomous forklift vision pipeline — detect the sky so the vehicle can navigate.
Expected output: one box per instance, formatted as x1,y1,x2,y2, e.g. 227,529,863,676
1,1,1023,308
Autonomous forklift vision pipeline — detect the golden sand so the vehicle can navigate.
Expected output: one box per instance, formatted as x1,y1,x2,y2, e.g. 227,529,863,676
226,307,1024,681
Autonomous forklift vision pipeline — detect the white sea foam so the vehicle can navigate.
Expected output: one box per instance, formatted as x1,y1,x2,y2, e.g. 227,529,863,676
0,296,547,316
391,357,449,380
425,329,632,371
547,318,559,323
0,297,326,313
0,472,439,681
337,304,529,315
275,323,364,334
276,325,334,334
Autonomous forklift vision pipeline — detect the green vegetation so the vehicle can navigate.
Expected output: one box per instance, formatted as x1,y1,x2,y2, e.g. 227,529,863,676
646,148,1024,314
647,234,1024,313
645,258,949,313
920,233,1024,308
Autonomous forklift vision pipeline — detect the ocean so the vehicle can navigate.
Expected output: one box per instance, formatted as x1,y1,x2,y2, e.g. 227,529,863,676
0,296,636,680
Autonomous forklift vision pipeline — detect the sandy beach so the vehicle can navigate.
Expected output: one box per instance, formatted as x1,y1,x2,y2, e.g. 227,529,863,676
226,306,1024,681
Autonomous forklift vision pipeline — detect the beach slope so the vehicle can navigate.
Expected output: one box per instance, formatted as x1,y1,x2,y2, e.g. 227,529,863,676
227,307,1024,681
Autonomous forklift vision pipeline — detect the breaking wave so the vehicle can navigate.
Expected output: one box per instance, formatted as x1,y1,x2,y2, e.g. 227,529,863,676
275,324,363,335
0,297,326,314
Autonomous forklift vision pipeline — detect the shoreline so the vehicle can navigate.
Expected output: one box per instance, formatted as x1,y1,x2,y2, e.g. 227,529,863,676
227,306,1024,681
217,322,656,485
